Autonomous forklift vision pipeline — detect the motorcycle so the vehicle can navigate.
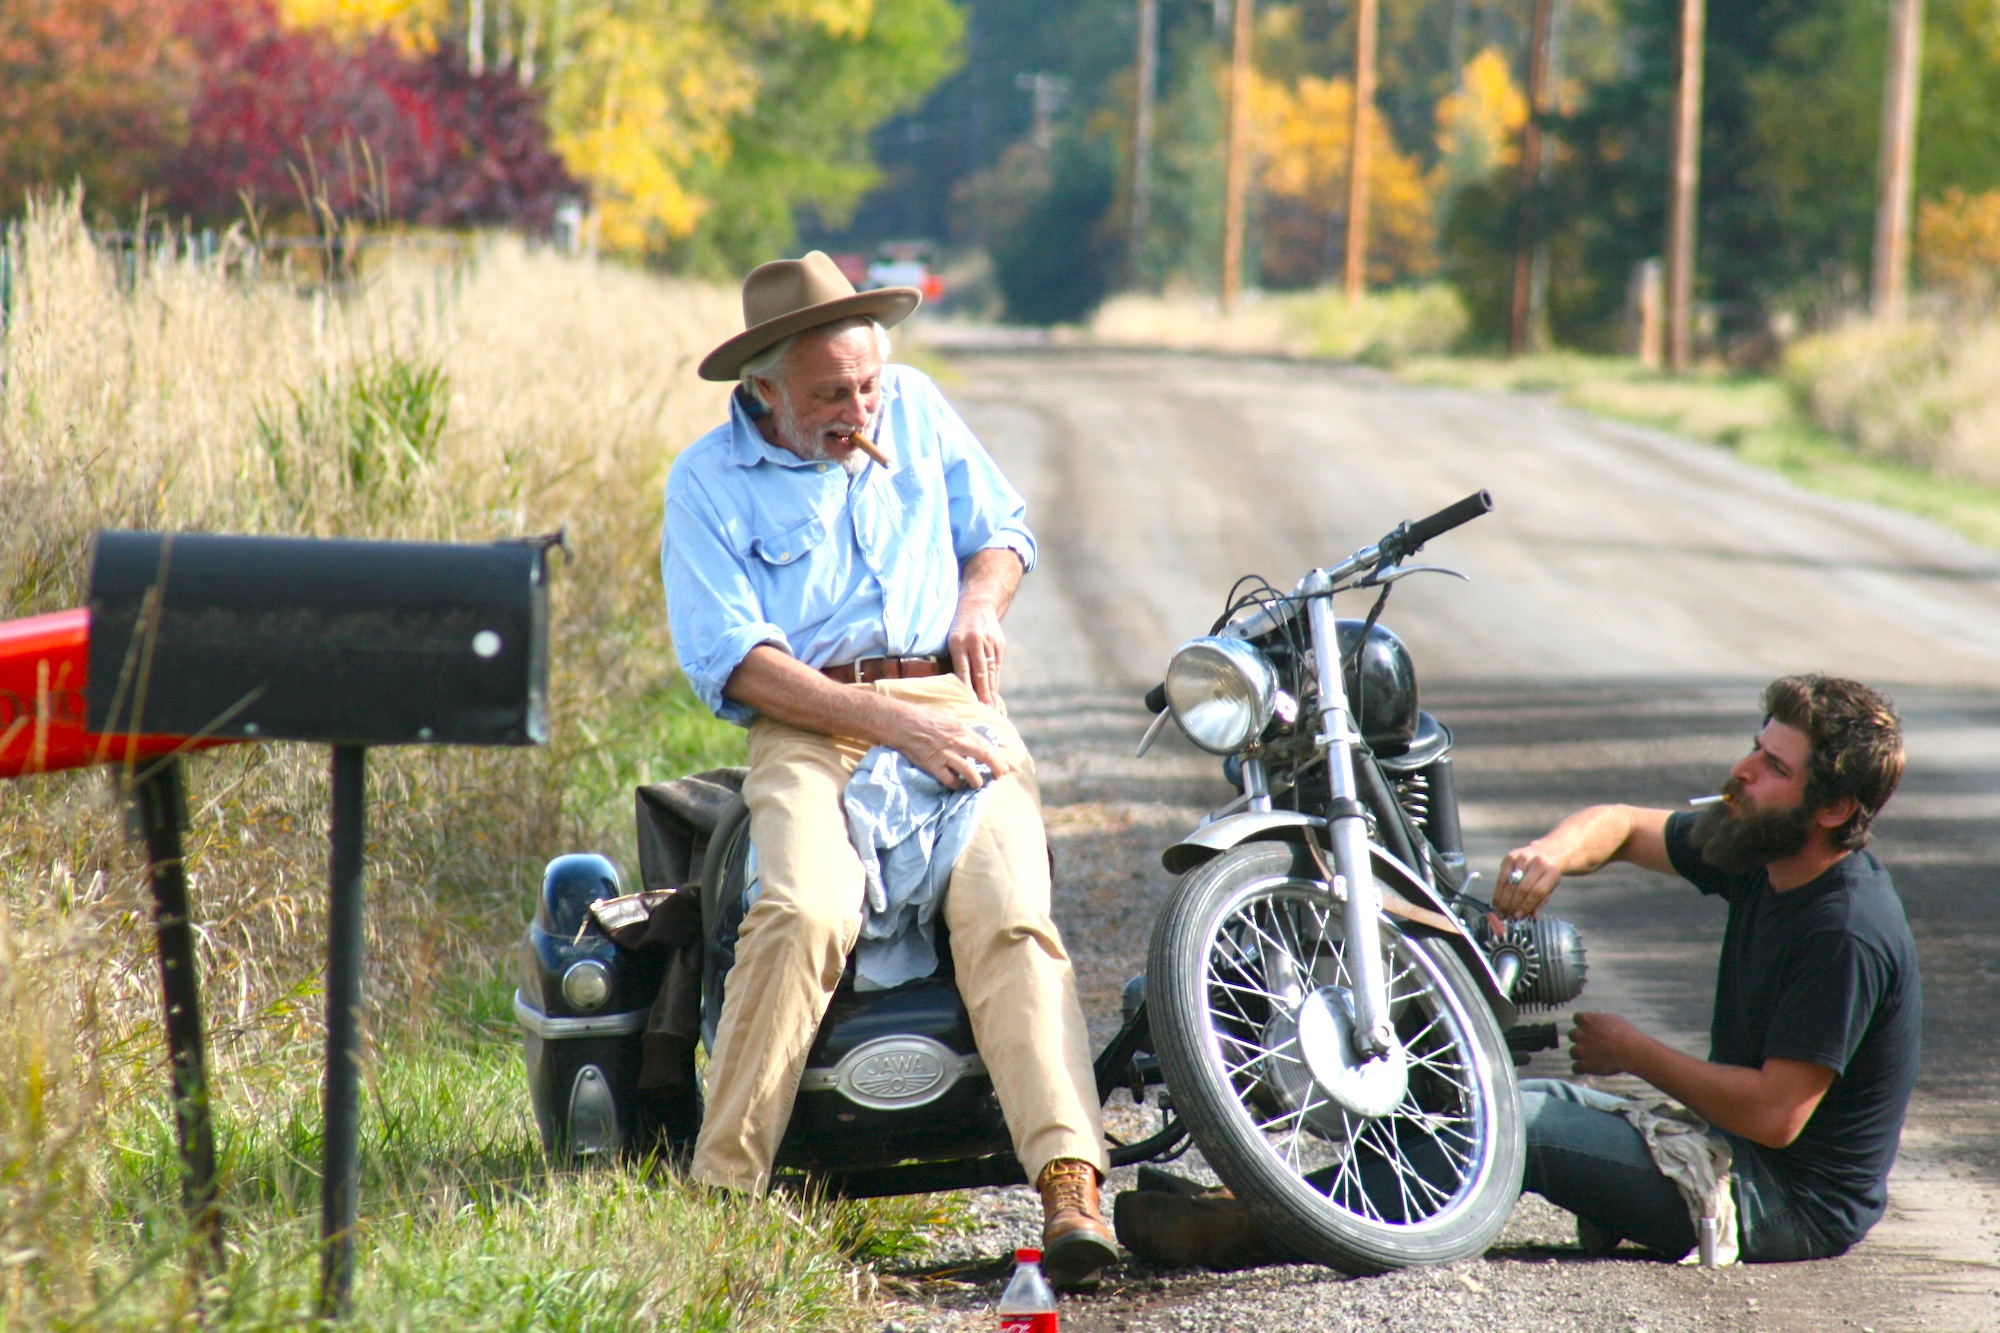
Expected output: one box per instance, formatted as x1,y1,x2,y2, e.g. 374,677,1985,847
514,490,1589,1273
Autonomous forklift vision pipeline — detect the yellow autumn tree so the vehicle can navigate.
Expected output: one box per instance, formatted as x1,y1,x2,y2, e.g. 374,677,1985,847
1918,187,2000,307
1435,47,1528,190
1247,70,1437,287
278,0,445,50
546,3,757,252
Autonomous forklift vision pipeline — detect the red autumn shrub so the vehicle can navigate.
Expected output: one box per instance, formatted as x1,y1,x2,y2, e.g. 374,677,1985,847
165,0,579,231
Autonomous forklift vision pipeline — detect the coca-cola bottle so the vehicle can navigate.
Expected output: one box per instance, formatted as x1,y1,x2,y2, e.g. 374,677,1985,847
997,1247,1058,1332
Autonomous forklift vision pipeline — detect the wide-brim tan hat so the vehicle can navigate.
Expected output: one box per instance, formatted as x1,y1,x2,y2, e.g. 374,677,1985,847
698,250,922,382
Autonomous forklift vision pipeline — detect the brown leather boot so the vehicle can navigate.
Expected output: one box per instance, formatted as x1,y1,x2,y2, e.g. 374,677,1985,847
1037,1157,1118,1289
1113,1187,1285,1270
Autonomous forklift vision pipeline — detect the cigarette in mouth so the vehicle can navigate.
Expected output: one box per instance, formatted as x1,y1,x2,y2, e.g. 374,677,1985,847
1688,794,1727,807
850,430,891,468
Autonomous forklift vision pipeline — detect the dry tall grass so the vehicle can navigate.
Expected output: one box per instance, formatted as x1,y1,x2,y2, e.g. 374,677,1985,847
0,201,932,1329
1785,316,2000,487
1,194,737,1037
1089,284,1468,364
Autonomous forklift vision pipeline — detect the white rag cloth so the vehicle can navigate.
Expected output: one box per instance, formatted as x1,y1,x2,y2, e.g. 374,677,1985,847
1610,1093,1741,1266
840,726,1001,991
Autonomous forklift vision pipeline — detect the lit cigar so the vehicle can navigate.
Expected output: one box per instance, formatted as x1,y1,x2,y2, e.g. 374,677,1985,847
1688,794,1727,807
850,430,892,468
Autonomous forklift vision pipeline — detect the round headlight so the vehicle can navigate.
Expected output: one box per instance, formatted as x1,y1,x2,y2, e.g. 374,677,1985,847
1164,637,1278,754
561,959,612,1011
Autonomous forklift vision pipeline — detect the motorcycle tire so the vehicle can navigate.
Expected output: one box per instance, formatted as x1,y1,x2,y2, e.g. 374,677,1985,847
1148,839,1524,1275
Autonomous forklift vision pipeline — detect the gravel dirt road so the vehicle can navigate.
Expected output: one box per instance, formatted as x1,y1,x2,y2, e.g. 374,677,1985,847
871,346,2000,1333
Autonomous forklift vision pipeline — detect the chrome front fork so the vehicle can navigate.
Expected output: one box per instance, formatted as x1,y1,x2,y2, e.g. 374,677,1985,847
1306,591,1396,1059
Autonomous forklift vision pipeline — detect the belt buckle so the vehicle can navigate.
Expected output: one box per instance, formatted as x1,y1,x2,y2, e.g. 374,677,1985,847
852,654,892,683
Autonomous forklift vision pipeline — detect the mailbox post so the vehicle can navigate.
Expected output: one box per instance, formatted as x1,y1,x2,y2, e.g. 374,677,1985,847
87,530,552,1319
1,608,236,1264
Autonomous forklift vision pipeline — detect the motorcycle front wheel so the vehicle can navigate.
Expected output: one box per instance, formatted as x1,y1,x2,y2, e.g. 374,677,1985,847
1148,839,1523,1274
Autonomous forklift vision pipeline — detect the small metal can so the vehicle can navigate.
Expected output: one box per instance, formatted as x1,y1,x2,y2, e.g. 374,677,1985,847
1698,1215,1720,1267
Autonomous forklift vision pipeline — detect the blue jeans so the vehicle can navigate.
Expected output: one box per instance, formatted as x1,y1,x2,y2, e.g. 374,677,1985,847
1521,1079,1836,1263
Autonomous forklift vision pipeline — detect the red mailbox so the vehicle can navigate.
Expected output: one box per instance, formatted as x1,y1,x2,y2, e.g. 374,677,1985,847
0,607,232,778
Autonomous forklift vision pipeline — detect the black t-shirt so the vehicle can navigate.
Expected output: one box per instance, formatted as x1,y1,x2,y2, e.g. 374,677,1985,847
1664,811,1922,1252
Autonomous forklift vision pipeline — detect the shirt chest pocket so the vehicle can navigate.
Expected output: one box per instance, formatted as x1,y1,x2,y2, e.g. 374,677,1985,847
738,507,844,634
745,511,828,568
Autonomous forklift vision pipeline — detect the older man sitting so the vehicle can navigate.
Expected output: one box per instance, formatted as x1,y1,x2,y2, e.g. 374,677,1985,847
660,251,1116,1286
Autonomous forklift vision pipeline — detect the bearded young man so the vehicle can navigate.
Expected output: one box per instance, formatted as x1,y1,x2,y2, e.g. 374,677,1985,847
660,252,1116,1286
1490,673,1920,1263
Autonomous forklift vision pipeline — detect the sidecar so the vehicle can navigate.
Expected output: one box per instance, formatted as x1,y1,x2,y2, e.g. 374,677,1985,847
514,769,1159,1193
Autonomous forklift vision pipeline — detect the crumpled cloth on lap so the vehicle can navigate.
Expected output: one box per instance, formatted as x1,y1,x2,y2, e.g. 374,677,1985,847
841,725,1001,991
1610,1092,1741,1265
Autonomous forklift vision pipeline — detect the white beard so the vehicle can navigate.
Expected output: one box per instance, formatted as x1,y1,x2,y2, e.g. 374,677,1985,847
775,394,868,476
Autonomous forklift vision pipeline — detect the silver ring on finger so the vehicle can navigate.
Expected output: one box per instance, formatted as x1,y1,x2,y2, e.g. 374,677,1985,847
1506,867,1525,886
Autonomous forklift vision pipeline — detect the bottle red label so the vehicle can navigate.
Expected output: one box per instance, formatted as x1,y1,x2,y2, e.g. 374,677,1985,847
999,1315,1058,1333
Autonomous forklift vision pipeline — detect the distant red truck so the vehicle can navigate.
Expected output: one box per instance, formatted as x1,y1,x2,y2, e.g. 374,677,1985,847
830,244,945,305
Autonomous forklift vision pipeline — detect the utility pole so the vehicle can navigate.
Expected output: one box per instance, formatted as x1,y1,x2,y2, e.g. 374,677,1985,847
1872,0,1925,323
1132,0,1159,274
1221,0,1254,312
1343,0,1380,299
1664,0,1705,373
1508,0,1555,354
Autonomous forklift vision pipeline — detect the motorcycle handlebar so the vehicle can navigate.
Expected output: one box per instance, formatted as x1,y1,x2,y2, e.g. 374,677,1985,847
1144,683,1168,715
1199,490,1496,647
1386,489,1492,560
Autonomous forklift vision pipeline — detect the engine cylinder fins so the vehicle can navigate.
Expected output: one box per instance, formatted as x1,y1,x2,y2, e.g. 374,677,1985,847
1496,916,1588,1009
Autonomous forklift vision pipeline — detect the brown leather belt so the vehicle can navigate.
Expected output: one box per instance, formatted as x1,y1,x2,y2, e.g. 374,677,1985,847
820,653,953,685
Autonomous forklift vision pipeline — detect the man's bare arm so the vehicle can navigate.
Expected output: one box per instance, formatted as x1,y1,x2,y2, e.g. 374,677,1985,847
1569,1012,1836,1148
948,548,1024,706
1493,804,1675,918
724,645,1013,789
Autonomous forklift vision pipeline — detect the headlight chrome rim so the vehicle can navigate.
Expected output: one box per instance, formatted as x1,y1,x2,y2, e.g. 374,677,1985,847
1164,637,1278,754
561,959,613,1011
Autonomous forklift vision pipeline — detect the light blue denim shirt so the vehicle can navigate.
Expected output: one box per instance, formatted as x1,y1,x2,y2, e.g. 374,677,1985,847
662,364,1036,724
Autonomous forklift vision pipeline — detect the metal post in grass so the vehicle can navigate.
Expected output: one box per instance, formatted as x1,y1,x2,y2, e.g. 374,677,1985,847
130,757,225,1269
318,744,368,1317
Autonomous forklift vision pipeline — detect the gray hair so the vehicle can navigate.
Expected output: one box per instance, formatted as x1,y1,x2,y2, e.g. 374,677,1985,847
739,316,891,408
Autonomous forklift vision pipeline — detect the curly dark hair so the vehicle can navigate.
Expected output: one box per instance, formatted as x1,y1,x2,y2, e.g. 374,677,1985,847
1762,674,1905,850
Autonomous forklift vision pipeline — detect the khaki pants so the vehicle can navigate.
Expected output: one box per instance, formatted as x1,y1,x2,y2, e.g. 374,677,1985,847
690,674,1107,1194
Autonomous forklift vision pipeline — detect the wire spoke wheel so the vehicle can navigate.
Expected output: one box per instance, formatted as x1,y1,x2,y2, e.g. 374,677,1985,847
1149,840,1523,1273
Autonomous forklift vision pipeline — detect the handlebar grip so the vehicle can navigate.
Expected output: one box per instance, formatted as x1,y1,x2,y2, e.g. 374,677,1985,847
1401,490,1493,552
1144,683,1168,715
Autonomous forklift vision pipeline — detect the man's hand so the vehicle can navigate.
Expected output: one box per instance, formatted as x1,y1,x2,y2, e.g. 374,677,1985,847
950,549,1024,706
887,706,1015,790
1494,842,1566,919
1568,1010,1644,1077
948,599,1007,707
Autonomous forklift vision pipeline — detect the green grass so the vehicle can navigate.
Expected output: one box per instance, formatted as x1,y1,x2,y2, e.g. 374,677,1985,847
43,975,951,1332
1399,351,2000,551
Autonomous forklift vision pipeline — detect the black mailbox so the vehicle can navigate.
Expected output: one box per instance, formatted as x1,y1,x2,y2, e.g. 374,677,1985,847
87,531,549,746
